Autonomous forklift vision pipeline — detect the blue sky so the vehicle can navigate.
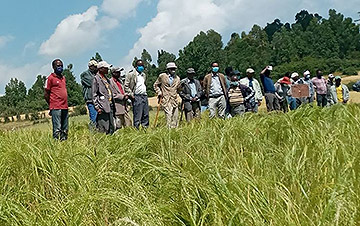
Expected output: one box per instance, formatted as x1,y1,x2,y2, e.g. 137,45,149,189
0,0,359,95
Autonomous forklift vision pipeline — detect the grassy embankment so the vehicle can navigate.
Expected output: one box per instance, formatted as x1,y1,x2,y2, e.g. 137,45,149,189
0,104,360,225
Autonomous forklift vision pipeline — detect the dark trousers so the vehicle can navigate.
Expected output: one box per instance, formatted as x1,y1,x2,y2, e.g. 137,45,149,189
51,109,68,140
133,95,149,129
96,108,115,135
316,94,327,107
265,93,280,112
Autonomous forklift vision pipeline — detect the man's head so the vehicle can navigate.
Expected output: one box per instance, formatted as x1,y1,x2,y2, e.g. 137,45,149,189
264,65,272,77
88,60,98,73
335,76,342,87
166,62,177,76
52,59,63,76
135,60,145,73
111,67,123,79
328,74,335,82
97,61,112,75
211,62,219,74
284,72,291,79
291,72,299,81
230,75,238,82
186,68,196,80
303,70,311,79
225,67,233,77
316,69,323,78
246,68,255,78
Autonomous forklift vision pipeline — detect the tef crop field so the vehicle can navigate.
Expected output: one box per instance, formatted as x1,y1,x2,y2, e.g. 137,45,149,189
0,105,360,225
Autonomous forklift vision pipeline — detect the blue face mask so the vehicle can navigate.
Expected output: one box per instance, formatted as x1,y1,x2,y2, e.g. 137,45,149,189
55,66,63,75
212,67,219,73
137,66,145,73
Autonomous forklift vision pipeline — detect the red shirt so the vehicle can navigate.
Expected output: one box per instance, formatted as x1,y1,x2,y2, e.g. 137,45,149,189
113,77,125,95
45,73,68,110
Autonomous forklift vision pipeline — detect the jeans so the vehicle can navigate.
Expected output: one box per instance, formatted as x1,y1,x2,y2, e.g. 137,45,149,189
316,94,327,107
133,95,149,129
287,96,297,110
51,109,68,140
87,103,97,123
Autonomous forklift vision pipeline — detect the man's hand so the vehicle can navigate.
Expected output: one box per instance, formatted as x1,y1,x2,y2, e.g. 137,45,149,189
97,109,102,114
258,101,262,106
157,95,163,104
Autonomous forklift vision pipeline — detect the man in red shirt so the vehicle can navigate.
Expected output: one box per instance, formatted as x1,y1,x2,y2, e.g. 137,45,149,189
44,59,69,140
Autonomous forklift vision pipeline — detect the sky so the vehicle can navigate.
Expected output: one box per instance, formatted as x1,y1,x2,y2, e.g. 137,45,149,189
0,0,359,95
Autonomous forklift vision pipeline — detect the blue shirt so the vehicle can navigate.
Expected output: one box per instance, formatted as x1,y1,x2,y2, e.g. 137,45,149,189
260,74,276,93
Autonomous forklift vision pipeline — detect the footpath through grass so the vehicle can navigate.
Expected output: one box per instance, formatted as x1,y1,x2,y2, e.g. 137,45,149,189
0,105,360,225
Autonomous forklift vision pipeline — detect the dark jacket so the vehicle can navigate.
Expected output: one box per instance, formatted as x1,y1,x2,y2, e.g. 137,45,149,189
92,73,115,114
203,73,228,99
179,78,203,111
80,69,96,103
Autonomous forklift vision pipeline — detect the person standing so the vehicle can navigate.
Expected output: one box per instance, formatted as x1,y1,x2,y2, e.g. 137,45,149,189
124,60,149,129
275,77,292,113
228,75,255,116
312,70,328,107
240,68,263,112
203,62,228,119
92,61,115,134
329,76,350,105
302,70,315,104
326,74,335,106
179,68,203,122
154,62,181,128
44,59,68,140
260,66,280,112
109,67,132,129
80,60,98,128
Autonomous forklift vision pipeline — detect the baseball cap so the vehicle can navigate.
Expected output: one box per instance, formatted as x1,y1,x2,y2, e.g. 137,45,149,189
303,70,311,76
246,68,255,73
88,60,98,67
268,66,273,71
111,67,124,73
186,68,196,74
166,62,177,69
328,74,335,79
335,76,341,80
291,72,299,78
97,61,112,69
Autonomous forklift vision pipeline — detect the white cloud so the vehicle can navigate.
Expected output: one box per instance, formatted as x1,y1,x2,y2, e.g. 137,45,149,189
0,35,14,48
39,6,113,57
101,0,143,18
0,61,51,93
123,0,360,66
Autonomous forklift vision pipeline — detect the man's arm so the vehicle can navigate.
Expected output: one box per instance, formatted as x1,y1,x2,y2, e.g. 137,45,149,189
153,74,162,97
80,71,92,87
124,72,133,97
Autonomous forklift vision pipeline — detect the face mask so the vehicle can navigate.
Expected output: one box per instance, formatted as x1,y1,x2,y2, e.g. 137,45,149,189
305,75,310,79
55,66,63,75
212,67,219,73
137,66,145,73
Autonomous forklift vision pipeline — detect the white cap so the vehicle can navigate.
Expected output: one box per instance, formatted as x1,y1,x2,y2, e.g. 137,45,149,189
268,65,273,71
328,74,335,79
97,61,112,69
291,72,299,78
166,62,177,69
246,68,255,73
304,70,311,76
88,60,98,67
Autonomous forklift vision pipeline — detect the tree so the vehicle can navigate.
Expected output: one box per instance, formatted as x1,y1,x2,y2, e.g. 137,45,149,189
264,19,283,41
4,78,27,109
177,30,224,78
157,50,176,72
26,75,48,112
63,64,83,106
91,52,103,62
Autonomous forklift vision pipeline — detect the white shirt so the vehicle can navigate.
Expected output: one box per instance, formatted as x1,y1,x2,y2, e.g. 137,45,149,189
134,73,147,95
240,77,263,102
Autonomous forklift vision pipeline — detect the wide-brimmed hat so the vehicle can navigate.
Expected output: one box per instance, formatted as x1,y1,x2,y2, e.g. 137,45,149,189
166,62,177,69
97,61,112,69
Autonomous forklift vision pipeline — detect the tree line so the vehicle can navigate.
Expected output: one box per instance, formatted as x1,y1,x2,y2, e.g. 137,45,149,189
1,9,359,120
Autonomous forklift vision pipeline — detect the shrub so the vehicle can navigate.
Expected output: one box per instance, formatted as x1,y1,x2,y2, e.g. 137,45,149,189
71,105,88,117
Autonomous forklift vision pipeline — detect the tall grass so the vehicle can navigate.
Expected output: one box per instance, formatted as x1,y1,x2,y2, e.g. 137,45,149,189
0,104,360,225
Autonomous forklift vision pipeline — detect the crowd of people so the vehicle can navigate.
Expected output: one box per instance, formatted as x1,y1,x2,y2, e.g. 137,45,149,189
44,58,350,140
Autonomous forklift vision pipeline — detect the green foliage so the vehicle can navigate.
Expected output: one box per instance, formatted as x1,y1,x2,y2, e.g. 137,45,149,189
90,52,103,62
1,105,360,224
63,64,83,107
71,105,88,117
343,67,359,75
4,78,27,109
26,75,48,112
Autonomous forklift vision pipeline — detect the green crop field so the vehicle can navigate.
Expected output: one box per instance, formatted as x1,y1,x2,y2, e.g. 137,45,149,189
0,105,360,225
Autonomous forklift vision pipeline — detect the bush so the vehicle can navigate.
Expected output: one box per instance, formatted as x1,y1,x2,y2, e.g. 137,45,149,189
71,105,88,117
342,67,359,76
